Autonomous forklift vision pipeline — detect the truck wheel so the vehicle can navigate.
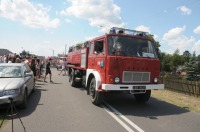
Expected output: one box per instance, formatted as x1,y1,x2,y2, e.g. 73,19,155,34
134,90,151,103
89,78,103,105
69,71,76,87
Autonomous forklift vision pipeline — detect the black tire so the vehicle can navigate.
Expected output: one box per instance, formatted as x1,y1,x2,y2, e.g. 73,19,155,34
134,90,151,103
20,89,28,109
69,71,76,87
89,78,103,105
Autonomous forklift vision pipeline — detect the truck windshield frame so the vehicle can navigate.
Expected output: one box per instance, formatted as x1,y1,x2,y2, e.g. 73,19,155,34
107,35,158,58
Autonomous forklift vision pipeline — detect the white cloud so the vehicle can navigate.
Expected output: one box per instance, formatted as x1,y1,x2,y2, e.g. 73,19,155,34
135,25,159,40
192,40,200,52
0,0,60,29
60,10,67,16
135,25,151,33
162,26,195,53
65,18,72,23
193,25,200,34
61,0,124,31
153,34,158,40
43,40,51,44
84,36,97,41
177,5,192,15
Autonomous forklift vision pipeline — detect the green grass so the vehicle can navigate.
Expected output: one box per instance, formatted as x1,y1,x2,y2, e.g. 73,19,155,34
152,89,200,114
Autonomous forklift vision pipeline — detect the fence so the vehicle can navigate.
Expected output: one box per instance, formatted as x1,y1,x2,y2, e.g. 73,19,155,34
161,75,200,97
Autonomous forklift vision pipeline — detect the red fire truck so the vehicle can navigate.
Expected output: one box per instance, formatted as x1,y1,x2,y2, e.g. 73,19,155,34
67,27,164,105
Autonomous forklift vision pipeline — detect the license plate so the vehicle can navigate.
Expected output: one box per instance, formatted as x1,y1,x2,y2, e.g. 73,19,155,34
132,86,146,90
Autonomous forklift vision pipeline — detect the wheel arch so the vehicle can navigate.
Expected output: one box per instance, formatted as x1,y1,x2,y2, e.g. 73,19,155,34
86,69,102,91
22,84,27,95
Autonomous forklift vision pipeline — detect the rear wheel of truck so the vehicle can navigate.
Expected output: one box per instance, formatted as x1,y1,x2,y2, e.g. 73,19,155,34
89,78,103,105
134,90,151,103
69,71,76,87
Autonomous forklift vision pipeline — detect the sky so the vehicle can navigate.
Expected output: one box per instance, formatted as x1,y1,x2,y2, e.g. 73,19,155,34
0,0,200,57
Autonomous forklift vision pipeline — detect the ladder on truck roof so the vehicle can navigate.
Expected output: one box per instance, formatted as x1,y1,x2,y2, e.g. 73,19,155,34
109,27,149,37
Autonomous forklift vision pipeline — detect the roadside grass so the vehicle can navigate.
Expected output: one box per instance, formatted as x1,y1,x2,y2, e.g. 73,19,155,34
152,89,200,114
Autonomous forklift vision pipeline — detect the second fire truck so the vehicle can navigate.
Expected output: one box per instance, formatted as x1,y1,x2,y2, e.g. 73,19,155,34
67,27,164,105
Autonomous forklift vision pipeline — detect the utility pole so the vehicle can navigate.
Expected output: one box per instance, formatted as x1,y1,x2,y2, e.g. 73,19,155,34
49,49,54,57
65,44,67,56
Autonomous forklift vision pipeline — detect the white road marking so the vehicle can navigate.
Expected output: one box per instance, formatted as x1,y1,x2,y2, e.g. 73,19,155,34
102,105,135,132
103,101,145,132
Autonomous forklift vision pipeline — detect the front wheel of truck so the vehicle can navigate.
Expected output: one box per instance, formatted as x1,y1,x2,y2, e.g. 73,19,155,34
89,78,103,105
134,90,151,103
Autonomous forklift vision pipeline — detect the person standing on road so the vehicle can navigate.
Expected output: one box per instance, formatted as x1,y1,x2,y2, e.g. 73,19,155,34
30,58,37,82
44,58,53,82
36,58,41,79
58,60,67,75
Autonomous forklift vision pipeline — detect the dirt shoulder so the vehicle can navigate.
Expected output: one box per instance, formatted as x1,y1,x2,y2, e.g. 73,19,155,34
151,89,200,114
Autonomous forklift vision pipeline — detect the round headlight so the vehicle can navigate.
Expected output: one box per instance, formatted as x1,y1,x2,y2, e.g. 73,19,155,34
114,77,120,83
154,78,158,83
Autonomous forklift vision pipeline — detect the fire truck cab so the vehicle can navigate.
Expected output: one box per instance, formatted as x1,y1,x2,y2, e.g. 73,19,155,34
67,27,164,105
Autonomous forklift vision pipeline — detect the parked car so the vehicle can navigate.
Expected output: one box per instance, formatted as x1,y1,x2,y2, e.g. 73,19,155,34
55,57,67,70
0,63,35,109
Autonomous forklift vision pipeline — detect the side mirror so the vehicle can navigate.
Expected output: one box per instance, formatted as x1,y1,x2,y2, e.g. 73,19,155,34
24,71,33,77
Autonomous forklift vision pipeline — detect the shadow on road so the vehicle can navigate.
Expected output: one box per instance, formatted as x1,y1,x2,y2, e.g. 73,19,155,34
67,81,189,118
0,84,44,121
103,94,190,119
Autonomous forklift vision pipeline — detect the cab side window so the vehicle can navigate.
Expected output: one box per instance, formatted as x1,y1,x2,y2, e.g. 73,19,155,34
94,40,104,54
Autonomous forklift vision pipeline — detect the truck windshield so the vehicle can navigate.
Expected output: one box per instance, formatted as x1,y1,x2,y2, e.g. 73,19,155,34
108,36,157,58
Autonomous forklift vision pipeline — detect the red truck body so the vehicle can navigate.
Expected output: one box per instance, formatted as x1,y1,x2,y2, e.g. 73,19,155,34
67,27,164,105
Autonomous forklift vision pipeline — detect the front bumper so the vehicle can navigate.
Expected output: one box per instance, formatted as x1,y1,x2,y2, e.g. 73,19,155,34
102,84,164,91
0,94,23,105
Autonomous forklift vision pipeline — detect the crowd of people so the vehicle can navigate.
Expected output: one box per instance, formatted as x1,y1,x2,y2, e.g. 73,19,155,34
0,53,45,82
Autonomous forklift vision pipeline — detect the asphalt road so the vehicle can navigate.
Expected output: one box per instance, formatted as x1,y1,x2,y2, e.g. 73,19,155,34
1,68,200,132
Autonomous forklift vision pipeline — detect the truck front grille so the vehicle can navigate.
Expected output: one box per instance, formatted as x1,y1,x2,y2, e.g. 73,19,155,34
123,71,150,83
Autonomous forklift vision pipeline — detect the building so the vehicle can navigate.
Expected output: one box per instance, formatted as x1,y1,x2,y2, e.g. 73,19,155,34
0,48,13,56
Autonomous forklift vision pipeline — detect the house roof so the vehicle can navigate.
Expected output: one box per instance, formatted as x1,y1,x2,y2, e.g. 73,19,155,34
0,49,13,56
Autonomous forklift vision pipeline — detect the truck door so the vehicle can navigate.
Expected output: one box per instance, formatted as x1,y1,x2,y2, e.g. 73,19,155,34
88,39,106,83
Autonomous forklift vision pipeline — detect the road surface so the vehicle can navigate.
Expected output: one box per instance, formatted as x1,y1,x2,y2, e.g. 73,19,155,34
1,68,200,132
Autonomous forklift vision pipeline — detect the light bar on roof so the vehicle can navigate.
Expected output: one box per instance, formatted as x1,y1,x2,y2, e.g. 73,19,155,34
109,27,149,37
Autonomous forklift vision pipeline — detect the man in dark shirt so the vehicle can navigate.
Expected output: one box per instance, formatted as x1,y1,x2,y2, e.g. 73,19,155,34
44,58,53,82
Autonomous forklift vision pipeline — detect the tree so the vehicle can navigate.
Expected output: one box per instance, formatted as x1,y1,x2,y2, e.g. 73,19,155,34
182,50,191,64
185,52,200,81
160,52,172,72
197,55,200,61
20,50,31,56
170,49,184,72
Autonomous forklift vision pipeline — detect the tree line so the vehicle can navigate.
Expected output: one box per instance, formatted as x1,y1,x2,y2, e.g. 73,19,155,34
158,48,200,81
